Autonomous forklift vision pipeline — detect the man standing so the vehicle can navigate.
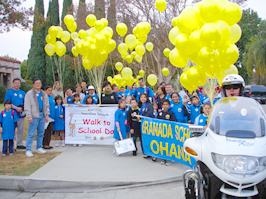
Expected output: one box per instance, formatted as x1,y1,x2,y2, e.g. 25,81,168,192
134,78,155,102
81,81,88,95
165,83,175,100
4,78,26,149
24,78,49,157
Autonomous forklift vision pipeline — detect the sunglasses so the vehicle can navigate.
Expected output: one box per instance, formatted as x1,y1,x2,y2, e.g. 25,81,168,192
224,84,241,90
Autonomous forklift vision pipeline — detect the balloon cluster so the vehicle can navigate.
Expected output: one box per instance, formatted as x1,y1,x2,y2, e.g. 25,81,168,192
116,22,153,64
45,14,117,70
166,0,242,91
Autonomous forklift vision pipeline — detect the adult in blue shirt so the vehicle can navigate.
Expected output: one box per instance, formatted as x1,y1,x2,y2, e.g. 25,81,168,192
24,78,50,157
165,83,175,101
82,85,98,104
43,86,55,149
4,78,26,149
134,78,154,102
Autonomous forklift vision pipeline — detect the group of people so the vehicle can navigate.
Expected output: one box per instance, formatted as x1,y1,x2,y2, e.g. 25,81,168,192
0,74,245,160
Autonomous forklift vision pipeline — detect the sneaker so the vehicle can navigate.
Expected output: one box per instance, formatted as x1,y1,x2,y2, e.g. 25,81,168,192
161,160,167,165
62,141,65,147
2,154,7,157
152,157,157,162
55,141,59,147
165,161,173,166
26,150,34,157
143,155,151,159
78,144,83,147
133,151,137,156
9,153,14,156
16,145,26,149
36,148,47,154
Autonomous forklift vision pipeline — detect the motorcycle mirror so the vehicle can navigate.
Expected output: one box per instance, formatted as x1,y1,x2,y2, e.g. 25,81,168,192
188,125,205,137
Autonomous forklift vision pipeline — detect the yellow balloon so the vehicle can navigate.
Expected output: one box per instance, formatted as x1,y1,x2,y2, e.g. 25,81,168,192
49,26,59,38
187,66,207,87
139,69,145,77
200,23,222,49
217,64,238,86
55,41,66,57
218,44,239,66
198,47,219,68
136,44,146,56
100,18,108,28
71,46,78,57
179,7,202,34
60,31,70,43
71,32,79,40
163,48,171,57
64,14,75,27
189,30,203,55
145,42,154,52
168,27,180,45
162,68,169,77
172,17,178,27
137,22,149,36
169,48,188,68
127,76,135,86
45,44,55,57
79,29,87,39
95,34,107,48
121,67,133,80
216,20,231,46
125,34,137,50
138,35,148,44
67,22,77,33
46,34,56,44
116,23,128,37
155,0,167,12
103,26,113,38
94,20,105,32
74,38,81,46
147,74,158,86
115,62,123,71
220,3,242,26
105,39,116,53
227,24,242,44
135,54,143,63
83,59,93,70
86,14,97,27
118,43,128,55
57,26,63,38
200,0,221,23
174,33,190,54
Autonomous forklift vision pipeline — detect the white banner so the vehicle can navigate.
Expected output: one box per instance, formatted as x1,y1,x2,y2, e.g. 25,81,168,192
65,105,117,145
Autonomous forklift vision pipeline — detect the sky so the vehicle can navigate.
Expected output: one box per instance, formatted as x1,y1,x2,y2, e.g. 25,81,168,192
0,0,265,62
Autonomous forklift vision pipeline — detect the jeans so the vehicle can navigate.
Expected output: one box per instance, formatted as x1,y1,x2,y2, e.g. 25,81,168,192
2,140,14,154
17,117,25,146
132,135,143,153
26,113,45,151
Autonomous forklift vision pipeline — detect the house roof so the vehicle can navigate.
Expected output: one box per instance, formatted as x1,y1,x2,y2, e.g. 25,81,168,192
0,57,21,64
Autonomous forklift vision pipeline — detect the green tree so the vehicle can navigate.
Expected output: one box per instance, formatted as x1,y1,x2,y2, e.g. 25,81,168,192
20,60,27,79
237,8,262,84
243,20,266,85
27,0,46,83
0,0,33,33
45,0,60,86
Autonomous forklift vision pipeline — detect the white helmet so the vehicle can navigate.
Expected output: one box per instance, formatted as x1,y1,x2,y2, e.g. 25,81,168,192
221,74,245,97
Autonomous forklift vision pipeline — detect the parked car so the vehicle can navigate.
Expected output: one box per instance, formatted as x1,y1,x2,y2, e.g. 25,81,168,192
243,85,266,104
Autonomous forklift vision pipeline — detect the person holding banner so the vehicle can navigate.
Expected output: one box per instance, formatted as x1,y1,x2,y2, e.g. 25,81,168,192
54,96,65,147
113,100,127,155
127,98,142,156
138,93,154,159
169,92,189,123
64,88,73,104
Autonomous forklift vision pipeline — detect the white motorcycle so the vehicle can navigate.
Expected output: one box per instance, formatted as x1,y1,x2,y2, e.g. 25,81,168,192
183,97,266,199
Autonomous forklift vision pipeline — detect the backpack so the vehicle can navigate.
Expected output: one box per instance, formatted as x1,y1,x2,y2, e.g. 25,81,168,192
1,110,15,117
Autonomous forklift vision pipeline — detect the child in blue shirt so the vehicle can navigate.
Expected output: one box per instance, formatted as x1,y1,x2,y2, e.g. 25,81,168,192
64,88,73,104
71,94,81,105
194,103,212,126
188,96,201,124
169,92,189,123
117,86,128,101
0,100,18,156
54,96,65,147
83,95,94,105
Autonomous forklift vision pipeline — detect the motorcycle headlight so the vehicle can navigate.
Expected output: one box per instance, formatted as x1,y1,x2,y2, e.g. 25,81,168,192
212,153,266,176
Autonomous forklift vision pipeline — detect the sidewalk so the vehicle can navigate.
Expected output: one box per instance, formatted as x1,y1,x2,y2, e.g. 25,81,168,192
0,141,190,191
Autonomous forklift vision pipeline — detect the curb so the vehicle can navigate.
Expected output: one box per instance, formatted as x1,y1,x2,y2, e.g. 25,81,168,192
0,175,184,192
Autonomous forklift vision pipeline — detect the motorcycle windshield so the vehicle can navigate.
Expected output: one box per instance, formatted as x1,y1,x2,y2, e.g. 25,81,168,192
208,97,266,138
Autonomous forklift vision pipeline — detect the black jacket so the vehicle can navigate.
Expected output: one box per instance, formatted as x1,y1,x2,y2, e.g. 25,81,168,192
127,108,141,136
141,103,154,118
101,92,118,104
157,110,176,121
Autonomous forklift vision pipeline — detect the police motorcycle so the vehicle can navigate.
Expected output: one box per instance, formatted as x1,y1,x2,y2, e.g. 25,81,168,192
183,97,266,199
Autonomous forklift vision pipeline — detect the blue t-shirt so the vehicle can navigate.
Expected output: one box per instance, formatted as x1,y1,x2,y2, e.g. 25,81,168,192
113,109,127,140
82,93,98,104
4,89,26,118
125,89,135,97
0,110,18,140
116,91,129,101
67,96,73,104
35,91,43,111
194,114,208,126
54,105,65,131
200,95,209,105
134,86,154,102
169,101,186,123
189,104,201,124
48,95,55,120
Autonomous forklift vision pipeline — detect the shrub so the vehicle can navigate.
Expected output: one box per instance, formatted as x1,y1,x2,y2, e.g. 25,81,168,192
0,86,7,103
